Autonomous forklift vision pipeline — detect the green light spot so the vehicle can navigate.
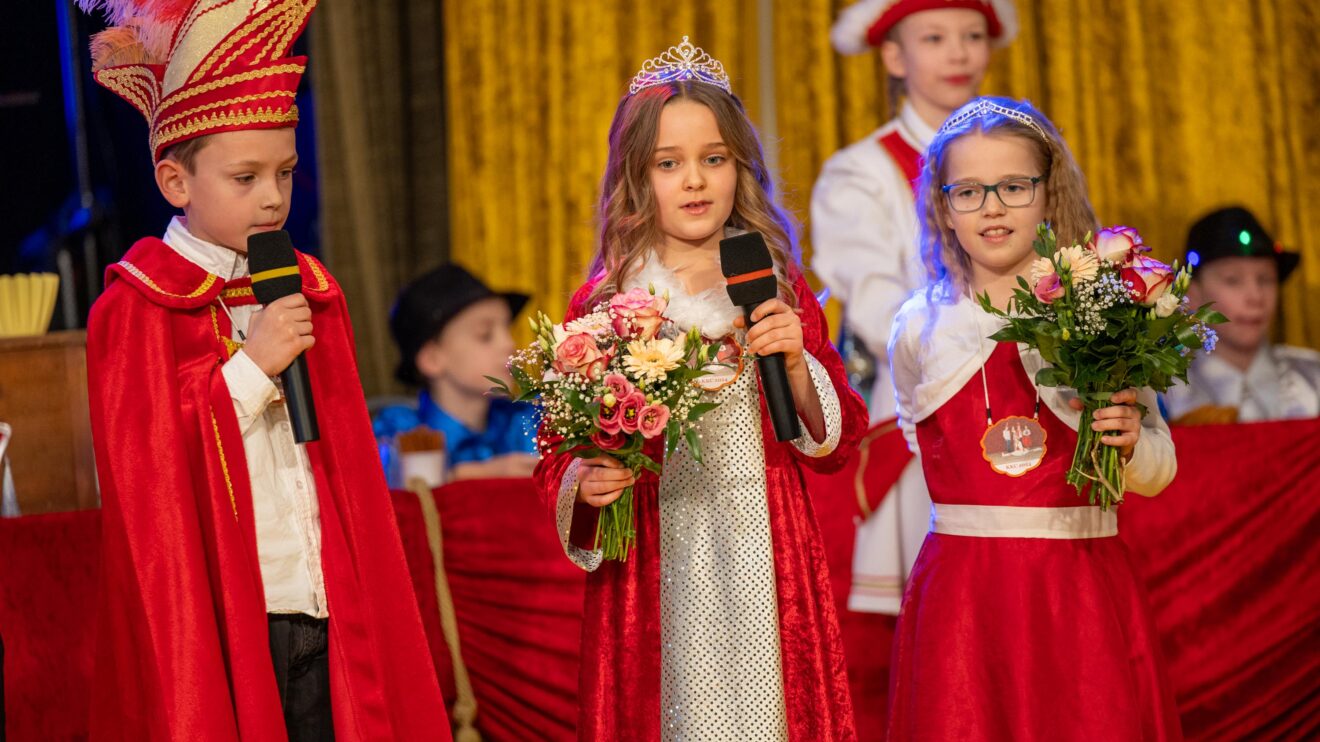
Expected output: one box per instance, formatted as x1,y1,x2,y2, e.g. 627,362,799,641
1239,230,1252,246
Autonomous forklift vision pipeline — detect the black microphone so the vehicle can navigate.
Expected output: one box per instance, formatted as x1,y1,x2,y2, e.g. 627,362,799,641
721,232,801,442
248,230,320,443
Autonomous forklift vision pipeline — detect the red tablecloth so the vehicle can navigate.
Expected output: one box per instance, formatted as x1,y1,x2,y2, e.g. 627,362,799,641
2,420,1318,740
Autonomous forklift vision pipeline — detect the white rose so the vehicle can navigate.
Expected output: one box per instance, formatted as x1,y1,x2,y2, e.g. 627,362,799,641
1154,293,1180,318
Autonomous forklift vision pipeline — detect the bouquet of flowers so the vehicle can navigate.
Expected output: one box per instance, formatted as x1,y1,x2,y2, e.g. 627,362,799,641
978,224,1225,509
491,287,723,561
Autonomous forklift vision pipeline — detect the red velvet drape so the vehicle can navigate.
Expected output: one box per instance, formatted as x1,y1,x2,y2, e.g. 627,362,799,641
3,420,1317,740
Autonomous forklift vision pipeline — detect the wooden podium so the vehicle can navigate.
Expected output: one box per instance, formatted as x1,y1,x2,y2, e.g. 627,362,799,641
0,331,97,513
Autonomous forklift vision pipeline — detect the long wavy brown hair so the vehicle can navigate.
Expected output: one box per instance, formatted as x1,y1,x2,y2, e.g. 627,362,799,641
586,81,800,307
916,96,1099,294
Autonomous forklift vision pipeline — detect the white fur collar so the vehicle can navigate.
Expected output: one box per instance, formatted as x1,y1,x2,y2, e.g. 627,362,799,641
624,252,742,339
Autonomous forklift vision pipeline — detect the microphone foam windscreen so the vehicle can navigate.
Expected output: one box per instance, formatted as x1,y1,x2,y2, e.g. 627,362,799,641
720,232,778,307
248,230,301,305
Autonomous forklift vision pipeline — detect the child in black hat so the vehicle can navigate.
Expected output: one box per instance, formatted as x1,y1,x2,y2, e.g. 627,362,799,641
1163,206,1320,423
374,264,539,480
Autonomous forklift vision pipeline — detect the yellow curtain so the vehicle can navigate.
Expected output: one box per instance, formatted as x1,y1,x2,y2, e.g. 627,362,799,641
775,0,1320,349
445,1,1319,349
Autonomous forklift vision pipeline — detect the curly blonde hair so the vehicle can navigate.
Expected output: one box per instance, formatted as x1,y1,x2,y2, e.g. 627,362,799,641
917,96,1098,294
587,81,800,307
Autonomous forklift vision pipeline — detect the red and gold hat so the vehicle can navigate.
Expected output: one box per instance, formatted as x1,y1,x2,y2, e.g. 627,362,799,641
78,0,317,162
831,0,1017,54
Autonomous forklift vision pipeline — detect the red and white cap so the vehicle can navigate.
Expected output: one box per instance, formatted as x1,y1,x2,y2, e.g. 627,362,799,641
831,0,1018,54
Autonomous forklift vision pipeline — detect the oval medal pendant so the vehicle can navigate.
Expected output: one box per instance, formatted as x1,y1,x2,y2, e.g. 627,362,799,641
980,415,1047,477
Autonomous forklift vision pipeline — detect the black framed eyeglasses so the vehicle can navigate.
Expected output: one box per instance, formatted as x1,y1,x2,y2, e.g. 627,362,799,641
941,176,1046,213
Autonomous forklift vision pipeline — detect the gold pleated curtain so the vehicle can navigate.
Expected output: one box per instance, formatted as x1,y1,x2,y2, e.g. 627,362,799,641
445,1,1319,349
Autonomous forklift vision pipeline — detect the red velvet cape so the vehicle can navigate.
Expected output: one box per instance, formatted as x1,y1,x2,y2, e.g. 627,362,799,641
535,273,867,741
85,238,450,741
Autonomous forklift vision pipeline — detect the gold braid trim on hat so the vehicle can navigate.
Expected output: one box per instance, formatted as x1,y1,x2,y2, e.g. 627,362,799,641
119,260,218,299
96,66,159,121
192,0,309,83
154,89,296,130
152,105,300,158
159,62,305,110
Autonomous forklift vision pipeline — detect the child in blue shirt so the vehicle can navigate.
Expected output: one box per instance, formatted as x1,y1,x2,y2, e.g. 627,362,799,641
375,264,539,480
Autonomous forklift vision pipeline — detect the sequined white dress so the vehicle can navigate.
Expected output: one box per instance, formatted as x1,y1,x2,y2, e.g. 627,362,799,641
553,257,844,741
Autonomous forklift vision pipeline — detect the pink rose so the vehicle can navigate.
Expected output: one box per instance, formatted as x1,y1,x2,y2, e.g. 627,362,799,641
609,288,668,341
1093,226,1148,266
637,404,671,439
603,373,635,400
1121,254,1175,305
1033,273,1065,304
597,397,624,434
617,392,646,434
590,429,626,451
553,333,609,380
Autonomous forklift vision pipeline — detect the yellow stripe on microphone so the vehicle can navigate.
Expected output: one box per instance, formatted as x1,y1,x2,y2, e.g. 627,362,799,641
250,265,301,283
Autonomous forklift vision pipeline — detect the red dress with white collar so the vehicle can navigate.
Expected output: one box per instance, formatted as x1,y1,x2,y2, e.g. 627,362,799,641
887,341,1183,741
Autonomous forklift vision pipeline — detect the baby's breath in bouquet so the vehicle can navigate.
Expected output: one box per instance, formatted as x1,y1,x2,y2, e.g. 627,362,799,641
978,224,1225,509
492,287,722,560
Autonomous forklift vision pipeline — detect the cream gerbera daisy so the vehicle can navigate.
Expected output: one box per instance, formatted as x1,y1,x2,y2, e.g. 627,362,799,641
623,338,686,383
1056,245,1100,284
1030,256,1056,283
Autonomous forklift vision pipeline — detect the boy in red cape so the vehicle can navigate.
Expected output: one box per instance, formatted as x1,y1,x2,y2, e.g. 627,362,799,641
78,1,449,739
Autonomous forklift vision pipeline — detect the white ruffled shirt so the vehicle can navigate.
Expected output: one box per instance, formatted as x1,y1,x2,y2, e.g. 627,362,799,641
164,217,328,618
1163,343,1320,422
811,103,936,420
888,284,1177,497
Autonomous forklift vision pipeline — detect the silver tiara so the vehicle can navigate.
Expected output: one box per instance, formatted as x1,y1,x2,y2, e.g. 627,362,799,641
629,36,732,96
938,98,1048,141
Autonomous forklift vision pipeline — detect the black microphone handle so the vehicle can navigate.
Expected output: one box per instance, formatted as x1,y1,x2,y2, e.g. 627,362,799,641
280,355,320,443
744,307,801,442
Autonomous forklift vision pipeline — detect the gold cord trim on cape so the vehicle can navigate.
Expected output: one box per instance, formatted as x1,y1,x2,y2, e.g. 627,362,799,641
854,419,902,518
221,286,254,300
210,305,243,358
211,412,239,519
119,260,218,299
304,256,329,292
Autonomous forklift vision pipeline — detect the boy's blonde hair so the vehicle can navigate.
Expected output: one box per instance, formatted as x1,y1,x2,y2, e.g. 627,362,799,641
587,81,800,307
917,96,1098,292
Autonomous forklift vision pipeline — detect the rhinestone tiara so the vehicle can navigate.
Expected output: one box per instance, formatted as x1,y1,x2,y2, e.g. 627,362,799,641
629,36,732,96
938,98,1048,141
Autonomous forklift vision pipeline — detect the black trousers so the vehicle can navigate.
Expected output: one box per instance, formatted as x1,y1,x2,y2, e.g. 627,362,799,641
268,613,333,742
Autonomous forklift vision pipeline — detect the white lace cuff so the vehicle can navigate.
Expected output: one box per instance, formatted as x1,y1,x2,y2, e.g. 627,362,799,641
556,458,603,572
793,351,842,458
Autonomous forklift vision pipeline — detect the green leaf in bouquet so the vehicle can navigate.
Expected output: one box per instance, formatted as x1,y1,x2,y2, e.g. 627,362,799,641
634,453,662,474
1193,305,1228,325
1143,315,1178,341
686,402,720,422
1174,323,1203,350
665,420,681,458
1035,366,1069,388
685,426,704,465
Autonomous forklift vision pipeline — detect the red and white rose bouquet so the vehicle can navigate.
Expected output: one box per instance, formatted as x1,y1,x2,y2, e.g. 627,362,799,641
978,224,1225,509
491,287,722,560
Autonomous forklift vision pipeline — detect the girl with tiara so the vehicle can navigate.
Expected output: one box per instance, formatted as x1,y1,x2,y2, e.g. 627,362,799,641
886,96,1183,739
534,38,867,741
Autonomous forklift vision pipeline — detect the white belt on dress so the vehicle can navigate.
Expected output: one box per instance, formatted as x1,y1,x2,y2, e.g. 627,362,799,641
930,504,1117,539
